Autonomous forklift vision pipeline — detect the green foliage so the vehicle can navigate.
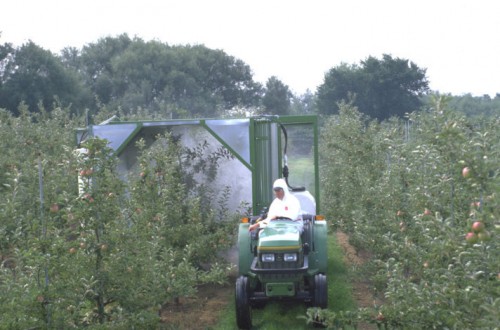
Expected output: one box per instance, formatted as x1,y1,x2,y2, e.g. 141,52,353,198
1,35,263,119
71,35,262,118
262,76,293,115
424,92,500,118
5,38,498,122
0,109,238,328
291,89,317,115
0,42,90,115
317,54,429,120
319,100,499,328
319,101,388,230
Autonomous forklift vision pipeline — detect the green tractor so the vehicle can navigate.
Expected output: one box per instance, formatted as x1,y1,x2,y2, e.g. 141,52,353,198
76,114,327,329
235,115,328,329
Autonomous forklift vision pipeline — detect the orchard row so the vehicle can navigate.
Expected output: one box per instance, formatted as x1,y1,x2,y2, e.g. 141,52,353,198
0,109,237,328
319,104,499,329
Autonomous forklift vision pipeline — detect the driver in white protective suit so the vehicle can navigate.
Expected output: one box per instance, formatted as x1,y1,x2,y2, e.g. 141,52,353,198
248,178,303,233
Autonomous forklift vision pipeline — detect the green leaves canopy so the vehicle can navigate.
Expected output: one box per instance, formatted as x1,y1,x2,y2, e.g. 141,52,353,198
72,35,262,117
316,54,429,120
1,35,263,118
0,42,90,115
262,76,292,115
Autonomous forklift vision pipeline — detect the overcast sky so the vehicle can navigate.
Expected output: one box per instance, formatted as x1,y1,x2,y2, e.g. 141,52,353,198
2,0,499,97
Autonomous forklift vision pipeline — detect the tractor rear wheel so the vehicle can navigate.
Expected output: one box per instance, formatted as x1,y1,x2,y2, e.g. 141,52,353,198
235,276,252,329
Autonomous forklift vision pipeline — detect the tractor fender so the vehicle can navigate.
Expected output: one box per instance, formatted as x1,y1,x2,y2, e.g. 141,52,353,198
237,223,253,276
311,220,328,273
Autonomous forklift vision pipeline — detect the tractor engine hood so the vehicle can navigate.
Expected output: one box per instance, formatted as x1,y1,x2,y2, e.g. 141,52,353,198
257,222,302,252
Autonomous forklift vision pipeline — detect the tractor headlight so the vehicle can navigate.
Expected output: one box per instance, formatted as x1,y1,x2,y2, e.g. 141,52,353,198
283,253,297,262
261,253,275,262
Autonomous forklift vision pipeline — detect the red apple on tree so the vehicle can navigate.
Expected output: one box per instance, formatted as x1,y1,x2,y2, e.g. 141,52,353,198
83,194,94,203
472,221,485,233
50,203,59,213
79,169,93,177
462,167,470,178
465,232,478,244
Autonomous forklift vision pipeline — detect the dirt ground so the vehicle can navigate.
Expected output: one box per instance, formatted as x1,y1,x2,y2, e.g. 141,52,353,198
335,231,381,330
160,280,234,329
334,231,382,309
160,231,379,329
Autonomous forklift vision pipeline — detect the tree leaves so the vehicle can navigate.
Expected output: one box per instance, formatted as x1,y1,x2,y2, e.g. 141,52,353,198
317,54,429,120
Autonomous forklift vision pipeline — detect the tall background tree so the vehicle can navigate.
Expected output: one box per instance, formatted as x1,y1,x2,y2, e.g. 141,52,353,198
0,41,90,115
65,35,263,118
291,89,316,114
316,54,429,120
262,76,292,115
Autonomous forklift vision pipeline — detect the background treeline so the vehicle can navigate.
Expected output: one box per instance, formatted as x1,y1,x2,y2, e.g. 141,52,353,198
1,34,499,120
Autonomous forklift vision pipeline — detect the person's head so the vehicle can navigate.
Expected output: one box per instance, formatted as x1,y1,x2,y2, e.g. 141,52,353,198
273,186,285,200
272,178,288,200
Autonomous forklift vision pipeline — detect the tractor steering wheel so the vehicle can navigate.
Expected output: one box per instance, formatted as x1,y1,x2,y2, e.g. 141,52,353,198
274,216,293,221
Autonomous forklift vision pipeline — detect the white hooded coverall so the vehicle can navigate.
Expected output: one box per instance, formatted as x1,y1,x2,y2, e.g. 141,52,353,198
259,178,303,232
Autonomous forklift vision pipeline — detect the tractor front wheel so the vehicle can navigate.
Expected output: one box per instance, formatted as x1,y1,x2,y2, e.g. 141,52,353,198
311,273,328,328
235,276,252,329
313,273,327,308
